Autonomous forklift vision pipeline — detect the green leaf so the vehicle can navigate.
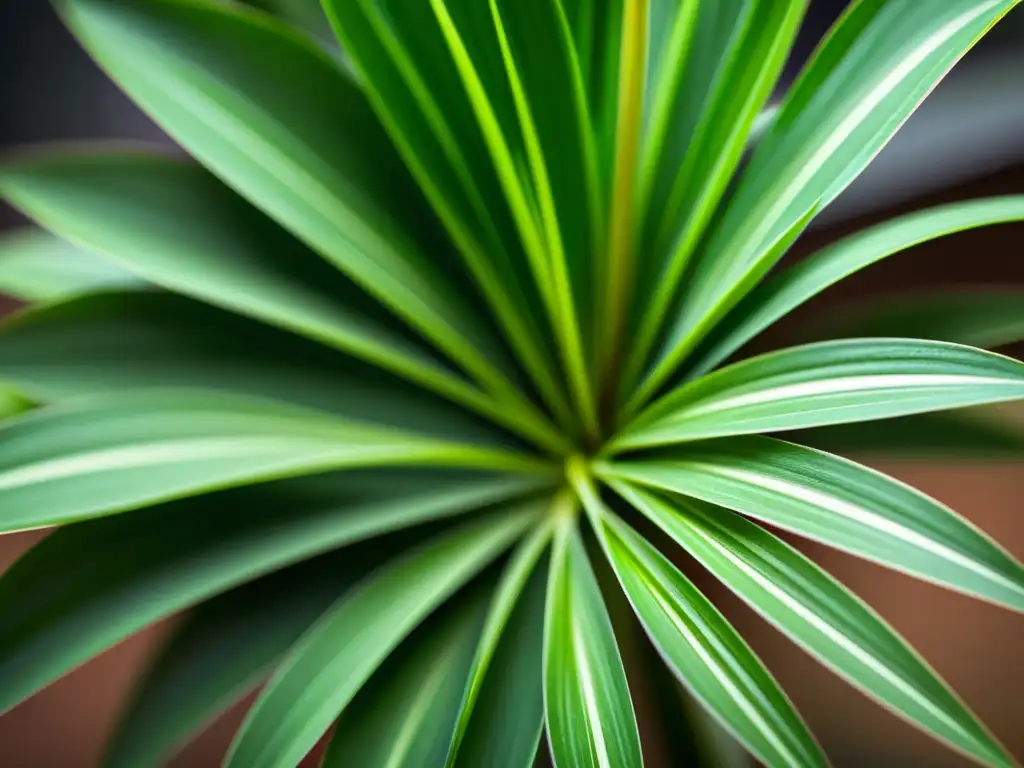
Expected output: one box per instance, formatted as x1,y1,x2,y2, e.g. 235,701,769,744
615,483,1018,768
628,0,807,387
0,150,565,451
56,0,533,407
0,387,33,421
0,228,144,302
225,504,540,768
597,513,825,768
616,339,1024,449
322,585,490,768
570,466,821,768
791,410,1024,458
0,467,538,712
490,0,600,435
688,196,1024,377
597,436,1024,612
0,390,549,533
645,0,1023,388
815,290,1024,350
448,522,550,768
0,291,506,445
320,0,571,428
104,557,356,768
544,511,642,768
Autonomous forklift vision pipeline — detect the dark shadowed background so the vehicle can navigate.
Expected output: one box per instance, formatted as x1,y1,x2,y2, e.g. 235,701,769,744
1,1,1023,766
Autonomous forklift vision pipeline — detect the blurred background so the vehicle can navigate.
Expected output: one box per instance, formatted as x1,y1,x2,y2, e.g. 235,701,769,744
1,1,1023,765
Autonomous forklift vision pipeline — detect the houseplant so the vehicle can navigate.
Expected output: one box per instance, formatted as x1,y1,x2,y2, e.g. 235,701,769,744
1,0,1023,765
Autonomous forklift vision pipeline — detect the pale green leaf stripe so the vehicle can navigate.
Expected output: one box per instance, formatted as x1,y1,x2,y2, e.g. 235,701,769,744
647,0,1022,392
601,514,826,768
320,0,573,428
323,590,489,768
688,196,1024,378
57,0,533,410
0,390,552,533
817,290,1024,351
225,503,539,768
616,339,1024,449
544,509,643,768
0,468,540,713
596,436,1024,612
615,483,1017,768
104,560,353,768
447,521,551,768
0,228,144,302
570,465,823,768
0,152,567,452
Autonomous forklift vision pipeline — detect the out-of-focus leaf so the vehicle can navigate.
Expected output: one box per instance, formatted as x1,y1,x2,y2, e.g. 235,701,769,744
688,196,1024,378
0,467,540,712
104,557,356,768
598,436,1024,612
225,504,539,768
0,229,144,302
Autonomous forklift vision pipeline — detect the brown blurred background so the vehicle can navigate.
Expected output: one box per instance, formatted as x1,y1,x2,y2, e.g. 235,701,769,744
1,2,1023,766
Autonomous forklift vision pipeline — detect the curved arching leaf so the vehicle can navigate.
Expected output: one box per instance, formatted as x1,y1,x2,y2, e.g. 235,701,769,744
645,0,1024,396
0,290,507,445
687,196,1024,378
0,151,565,451
0,467,539,712
617,339,1024,449
616,483,1018,768
322,586,490,768
544,512,643,768
225,504,539,768
597,436,1024,612
104,557,358,768
448,524,550,768
56,0,536,409
0,228,144,302
0,390,549,533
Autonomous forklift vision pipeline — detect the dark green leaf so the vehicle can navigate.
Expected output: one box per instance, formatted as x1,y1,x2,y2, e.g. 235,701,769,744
0,467,539,712
225,503,540,768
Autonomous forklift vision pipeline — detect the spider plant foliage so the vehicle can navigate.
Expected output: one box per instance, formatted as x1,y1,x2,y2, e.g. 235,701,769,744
3,0,1024,765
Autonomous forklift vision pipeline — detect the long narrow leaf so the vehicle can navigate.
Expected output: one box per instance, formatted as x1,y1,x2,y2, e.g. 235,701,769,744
0,468,539,712
646,0,1023,391
225,503,540,768
616,483,1017,768
0,390,549,533
617,339,1024,449
597,436,1024,612
544,508,643,768
448,523,550,768
323,589,489,768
